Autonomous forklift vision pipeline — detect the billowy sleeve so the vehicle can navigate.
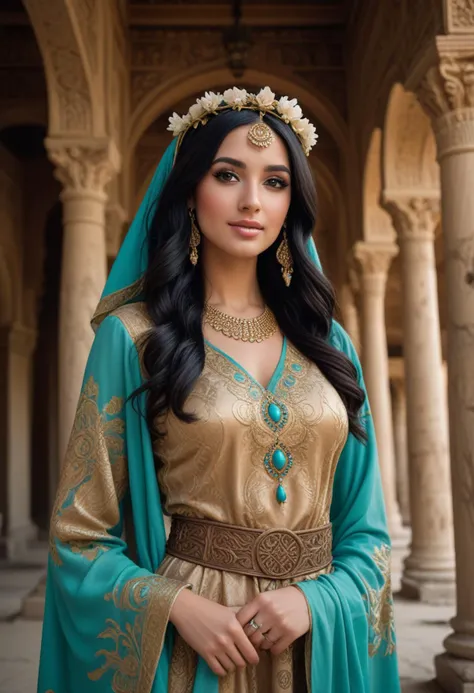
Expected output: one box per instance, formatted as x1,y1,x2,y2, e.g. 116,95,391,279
38,314,190,693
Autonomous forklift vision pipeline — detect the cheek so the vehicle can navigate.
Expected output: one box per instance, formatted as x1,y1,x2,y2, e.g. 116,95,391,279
195,179,229,226
266,188,291,230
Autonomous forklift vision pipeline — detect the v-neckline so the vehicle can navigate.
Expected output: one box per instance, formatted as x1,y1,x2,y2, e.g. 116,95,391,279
204,335,288,394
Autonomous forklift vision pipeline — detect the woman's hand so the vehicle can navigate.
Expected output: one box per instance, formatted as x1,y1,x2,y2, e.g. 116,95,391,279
236,586,311,655
170,588,260,677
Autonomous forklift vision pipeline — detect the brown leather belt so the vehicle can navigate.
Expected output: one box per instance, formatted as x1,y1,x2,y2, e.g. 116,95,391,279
166,515,333,580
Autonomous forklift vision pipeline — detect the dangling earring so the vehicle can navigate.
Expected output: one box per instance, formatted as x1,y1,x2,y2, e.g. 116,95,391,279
276,223,293,287
188,208,200,266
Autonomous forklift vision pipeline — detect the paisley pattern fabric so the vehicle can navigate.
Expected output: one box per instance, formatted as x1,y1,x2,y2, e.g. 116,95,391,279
38,299,400,693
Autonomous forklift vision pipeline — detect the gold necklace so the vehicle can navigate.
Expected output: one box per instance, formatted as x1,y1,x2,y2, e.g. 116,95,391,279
203,303,278,342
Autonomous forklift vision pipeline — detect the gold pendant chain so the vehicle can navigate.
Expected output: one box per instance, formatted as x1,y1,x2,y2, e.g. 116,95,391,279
203,303,278,343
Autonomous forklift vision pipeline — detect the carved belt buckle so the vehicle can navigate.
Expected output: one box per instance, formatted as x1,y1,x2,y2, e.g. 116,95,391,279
254,528,304,579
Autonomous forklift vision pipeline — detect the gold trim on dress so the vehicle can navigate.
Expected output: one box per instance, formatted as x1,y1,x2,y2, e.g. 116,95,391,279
91,278,144,332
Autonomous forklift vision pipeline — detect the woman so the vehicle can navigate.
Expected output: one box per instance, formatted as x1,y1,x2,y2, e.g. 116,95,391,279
38,87,400,693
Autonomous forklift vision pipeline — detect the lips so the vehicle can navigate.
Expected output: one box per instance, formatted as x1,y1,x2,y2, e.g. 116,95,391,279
228,220,264,230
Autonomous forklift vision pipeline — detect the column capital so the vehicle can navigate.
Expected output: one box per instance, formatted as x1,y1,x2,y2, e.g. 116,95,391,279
383,197,440,243
353,241,399,277
416,47,474,159
353,242,398,297
45,137,121,197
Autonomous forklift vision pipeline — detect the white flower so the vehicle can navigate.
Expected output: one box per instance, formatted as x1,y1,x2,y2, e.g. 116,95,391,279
200,91,222,112
276,96,303,123
189,101,206,121
167,112,190,135
223,87,248,108
292,117,318,153
255,86,275,108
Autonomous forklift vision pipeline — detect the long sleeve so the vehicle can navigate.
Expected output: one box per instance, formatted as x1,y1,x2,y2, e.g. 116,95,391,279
296,323,400,693
38,313,190,693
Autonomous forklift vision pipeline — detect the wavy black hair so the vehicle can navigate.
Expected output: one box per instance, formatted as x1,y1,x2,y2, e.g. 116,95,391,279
134,108,366,446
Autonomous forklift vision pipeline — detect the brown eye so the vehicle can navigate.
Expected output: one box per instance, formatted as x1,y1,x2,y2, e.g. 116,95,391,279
214,170,239,183
266,177,288,189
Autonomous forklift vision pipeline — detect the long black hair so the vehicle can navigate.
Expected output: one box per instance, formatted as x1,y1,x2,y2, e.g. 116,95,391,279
134,108,366,445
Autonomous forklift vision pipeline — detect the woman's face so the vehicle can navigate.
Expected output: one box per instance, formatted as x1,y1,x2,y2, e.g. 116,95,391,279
193,124,291,260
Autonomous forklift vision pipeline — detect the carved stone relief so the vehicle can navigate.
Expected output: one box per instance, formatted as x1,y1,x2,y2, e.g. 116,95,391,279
445,0,474,33
22,0,93,133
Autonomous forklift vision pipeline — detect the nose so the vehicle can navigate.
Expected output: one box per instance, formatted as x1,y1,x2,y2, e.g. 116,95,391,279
239,180,261,214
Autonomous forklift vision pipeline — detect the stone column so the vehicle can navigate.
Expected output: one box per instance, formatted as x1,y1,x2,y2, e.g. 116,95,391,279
391,375,410,527
353,241,406,543
416,48,474,689
385,197,455,604
0,324,37,558
339,282,361,352
46,139,120,462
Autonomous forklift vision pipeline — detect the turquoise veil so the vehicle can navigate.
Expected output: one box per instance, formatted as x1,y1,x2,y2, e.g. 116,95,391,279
91,138,323,329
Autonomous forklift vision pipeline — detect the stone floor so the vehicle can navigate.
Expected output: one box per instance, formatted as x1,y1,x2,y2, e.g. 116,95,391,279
0,559,454,693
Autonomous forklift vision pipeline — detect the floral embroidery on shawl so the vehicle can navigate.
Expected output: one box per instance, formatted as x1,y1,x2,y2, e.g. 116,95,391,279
49,376,128,565
363,544,396,657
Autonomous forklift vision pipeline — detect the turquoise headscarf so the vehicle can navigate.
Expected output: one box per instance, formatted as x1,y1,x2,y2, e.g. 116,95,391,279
92,138,322,329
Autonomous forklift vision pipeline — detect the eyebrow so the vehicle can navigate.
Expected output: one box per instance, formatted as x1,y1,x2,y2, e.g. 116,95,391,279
212,156,291,175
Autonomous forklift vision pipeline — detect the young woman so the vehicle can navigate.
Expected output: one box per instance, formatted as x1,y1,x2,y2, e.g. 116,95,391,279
38,87,400,693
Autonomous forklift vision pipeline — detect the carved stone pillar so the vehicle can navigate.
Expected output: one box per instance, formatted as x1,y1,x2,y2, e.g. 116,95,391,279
46,139,120,462
385,197,455,604
391,375,410,527
353,241,406,543
416,47,474,688
0,324,38,558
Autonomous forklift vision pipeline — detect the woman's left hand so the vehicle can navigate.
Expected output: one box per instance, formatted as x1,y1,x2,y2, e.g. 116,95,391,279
236,586,310,655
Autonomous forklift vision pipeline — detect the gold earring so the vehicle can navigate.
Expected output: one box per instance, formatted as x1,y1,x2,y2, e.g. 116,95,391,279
188,208,200,266
276,225,293,287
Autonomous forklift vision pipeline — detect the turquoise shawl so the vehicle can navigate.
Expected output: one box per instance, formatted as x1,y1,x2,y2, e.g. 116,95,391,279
38,139,400,693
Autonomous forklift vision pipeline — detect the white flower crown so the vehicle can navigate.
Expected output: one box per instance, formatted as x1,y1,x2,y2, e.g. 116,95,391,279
167,86,318,156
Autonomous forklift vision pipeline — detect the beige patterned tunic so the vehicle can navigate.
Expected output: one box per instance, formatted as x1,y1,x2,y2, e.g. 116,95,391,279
154,336,349,692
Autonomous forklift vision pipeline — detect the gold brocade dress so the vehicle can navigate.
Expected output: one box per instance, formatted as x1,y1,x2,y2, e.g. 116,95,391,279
155,336,349,692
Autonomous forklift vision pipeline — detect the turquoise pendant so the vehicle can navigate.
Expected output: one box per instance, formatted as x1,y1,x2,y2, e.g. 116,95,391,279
268,403,282,423
276,484,287,503
272,448,286,471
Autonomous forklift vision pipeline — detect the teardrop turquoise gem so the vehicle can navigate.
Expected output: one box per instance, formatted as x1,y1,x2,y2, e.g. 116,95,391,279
276,484,287,503
268,403,282,423
272,448,286,471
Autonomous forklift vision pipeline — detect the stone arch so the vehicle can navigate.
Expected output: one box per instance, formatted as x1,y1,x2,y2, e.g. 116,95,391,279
127,67,349,166
383,83,439,197
21,0,95,135
363,128,394,243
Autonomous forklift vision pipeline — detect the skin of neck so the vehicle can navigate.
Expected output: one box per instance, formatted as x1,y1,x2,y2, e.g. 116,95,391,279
201,239,265,316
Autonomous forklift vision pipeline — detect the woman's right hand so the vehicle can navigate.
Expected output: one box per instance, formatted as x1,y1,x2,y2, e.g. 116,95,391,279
170,588,260,676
